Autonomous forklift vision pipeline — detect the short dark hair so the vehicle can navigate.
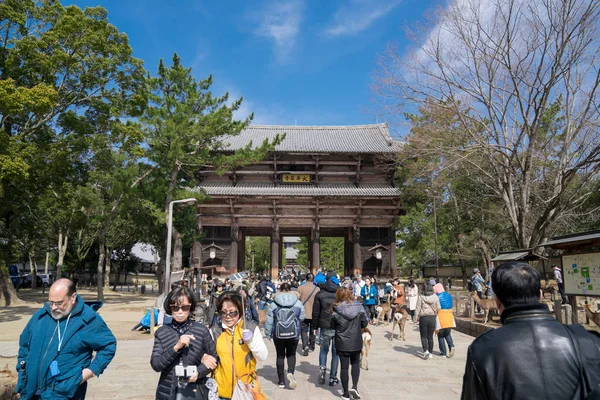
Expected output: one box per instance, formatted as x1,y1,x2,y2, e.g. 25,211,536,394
280,282,291,292
164,287,197,315
306,273,314,281
422,283,434,296
492,262,541,308
216,291,244,315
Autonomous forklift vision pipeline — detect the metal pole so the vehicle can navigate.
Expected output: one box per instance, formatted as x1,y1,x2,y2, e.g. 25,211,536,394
165,201,174,294
433,194,439,281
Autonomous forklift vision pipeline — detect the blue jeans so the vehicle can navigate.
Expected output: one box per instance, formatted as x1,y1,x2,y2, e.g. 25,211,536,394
438,328,454,355
319,329,338,378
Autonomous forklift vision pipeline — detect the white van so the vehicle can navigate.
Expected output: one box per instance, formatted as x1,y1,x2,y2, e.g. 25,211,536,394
38,273,54,287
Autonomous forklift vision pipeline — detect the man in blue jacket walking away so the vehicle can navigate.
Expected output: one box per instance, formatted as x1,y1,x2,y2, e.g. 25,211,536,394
17,278,117,399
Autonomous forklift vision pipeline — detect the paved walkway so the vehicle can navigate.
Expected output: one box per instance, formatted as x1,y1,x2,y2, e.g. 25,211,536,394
1,322,473,400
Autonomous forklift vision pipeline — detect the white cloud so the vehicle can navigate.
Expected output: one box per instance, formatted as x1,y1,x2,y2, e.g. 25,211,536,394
255,0,303,64
324,0,402,37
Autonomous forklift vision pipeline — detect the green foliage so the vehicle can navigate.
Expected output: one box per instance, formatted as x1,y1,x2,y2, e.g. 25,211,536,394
320,237,344,274
244,237,270,273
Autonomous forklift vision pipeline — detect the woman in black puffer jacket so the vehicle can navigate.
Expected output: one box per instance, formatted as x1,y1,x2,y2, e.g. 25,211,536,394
151,287,218,400
331,287,368,400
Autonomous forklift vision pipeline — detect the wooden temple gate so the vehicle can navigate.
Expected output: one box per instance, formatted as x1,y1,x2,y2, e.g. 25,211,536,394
188,124,402,279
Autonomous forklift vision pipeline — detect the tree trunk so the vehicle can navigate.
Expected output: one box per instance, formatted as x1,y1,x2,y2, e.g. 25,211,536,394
104,247,111,288
113,259,122,291
0,266,21,306
29,249,38,290
44,251,50,275
56,229,68,279
97,237,105,301
173,228,182,271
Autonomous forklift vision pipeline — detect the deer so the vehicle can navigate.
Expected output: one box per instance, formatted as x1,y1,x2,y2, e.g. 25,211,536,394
375,294,393,326
389,304,410,341
470,291,497,324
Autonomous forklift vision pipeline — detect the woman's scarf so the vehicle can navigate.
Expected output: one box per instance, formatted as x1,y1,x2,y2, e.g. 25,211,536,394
171,318,192,335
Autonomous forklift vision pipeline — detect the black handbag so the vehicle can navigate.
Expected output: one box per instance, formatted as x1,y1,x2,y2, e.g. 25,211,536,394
175,380,209,400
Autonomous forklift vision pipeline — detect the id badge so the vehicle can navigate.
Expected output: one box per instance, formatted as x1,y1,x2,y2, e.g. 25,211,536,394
50,360,60,377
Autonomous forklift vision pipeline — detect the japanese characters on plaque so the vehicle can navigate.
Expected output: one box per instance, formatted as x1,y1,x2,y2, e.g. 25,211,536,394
282,174,311,183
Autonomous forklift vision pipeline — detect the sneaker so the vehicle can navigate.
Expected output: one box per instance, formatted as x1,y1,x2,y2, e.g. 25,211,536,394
449,347,455,358
329,377,339,386
423,351,430,360
318,368,326,385
309,345,315,352
278,382,285,388
287,373,297,389
341,396,350,400
349,388,361,399
428,353,433,360
302,347,309,356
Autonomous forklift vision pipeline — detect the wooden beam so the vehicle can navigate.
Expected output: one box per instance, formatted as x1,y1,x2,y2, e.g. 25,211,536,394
196,213,396,219
196,204,400,209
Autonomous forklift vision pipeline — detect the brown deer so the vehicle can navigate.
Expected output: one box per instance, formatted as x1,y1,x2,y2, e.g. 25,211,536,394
470,292,497,324
389,304,410,341
585,304,600,328
375,294,393,326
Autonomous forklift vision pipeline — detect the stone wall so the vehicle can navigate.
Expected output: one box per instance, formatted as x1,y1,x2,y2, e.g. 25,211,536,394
455,316,496,337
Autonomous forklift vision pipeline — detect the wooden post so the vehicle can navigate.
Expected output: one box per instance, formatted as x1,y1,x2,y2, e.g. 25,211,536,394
569,295,578,324
469,296,475,318
554,300,563,323
563,304,573,325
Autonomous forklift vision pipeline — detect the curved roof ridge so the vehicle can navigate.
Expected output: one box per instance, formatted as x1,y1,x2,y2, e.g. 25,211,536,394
246,123,388,130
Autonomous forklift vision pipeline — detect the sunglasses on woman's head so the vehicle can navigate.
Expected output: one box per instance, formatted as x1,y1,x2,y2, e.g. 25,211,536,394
219,310,239,318
170,305,191,312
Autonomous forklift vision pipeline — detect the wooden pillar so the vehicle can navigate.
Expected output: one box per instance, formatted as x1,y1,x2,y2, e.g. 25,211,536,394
311,222,320,271
389,237,397,278
271,221,280,280
230,223,239,274
353,226,362,274
569,295,578,324
239,230,246,272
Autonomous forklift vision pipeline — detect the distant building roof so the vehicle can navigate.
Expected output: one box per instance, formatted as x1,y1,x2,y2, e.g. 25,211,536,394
538,230,600,249
491,249,547,263
222,123,402,154
192,182,400,198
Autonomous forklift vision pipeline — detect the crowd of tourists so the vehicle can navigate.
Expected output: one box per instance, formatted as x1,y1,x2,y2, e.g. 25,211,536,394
15,262,600,400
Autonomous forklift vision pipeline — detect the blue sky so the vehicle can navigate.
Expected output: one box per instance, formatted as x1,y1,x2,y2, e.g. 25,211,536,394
68,0,435,138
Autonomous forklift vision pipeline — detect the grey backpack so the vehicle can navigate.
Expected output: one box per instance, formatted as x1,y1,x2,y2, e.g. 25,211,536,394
274,305,299,339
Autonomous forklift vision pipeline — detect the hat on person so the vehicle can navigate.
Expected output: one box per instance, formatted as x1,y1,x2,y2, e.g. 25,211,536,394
433,283,445,294
473,268,480,273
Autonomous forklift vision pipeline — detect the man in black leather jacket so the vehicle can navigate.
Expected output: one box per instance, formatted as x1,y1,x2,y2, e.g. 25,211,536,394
461,262,600,400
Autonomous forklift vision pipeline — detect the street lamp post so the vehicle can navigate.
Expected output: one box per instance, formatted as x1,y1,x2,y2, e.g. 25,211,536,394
165,198,197,293
432,194,439,281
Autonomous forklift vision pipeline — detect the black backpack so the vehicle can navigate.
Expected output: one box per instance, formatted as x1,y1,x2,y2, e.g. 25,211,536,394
273,305,299,339
467,276,475,292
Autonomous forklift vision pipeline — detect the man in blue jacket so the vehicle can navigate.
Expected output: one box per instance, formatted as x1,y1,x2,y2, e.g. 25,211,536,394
17,278,117,400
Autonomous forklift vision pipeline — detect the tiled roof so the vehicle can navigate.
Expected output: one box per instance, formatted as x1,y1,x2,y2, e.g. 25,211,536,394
221,123,402,153
191,182,400,197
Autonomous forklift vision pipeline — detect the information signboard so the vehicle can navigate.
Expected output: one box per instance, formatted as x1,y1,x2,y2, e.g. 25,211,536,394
562,252,600,296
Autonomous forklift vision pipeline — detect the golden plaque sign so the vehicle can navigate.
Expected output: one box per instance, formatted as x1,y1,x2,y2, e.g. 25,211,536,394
282,174,311,183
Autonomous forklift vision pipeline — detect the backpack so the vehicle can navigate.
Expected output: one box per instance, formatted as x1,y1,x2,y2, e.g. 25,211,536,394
467,276,475,292
273,305,299,339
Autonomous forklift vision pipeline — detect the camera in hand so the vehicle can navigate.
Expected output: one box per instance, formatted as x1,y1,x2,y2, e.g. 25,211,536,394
175,364,197,378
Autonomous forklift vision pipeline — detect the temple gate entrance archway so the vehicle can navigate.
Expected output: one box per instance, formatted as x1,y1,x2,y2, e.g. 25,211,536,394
189,124,402,279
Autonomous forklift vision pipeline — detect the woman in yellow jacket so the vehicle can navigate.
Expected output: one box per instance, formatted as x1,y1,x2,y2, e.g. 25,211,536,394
210,291,268,399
